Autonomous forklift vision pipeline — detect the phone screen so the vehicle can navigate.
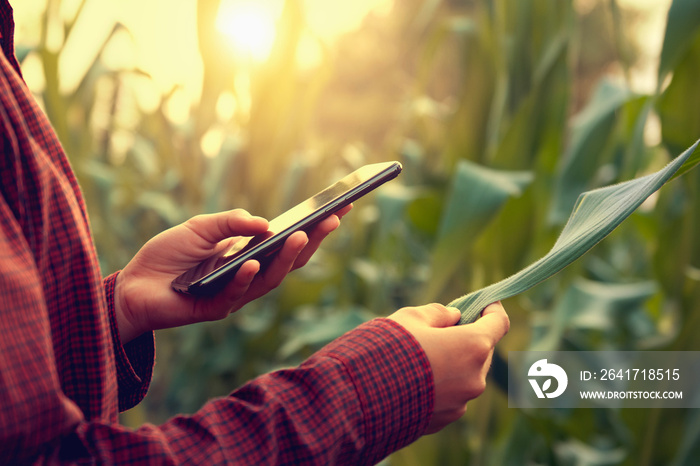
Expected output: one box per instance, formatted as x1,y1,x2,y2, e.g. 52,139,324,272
172,161,402,295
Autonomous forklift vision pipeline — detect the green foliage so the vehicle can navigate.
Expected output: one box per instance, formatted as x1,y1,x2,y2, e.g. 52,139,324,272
18,0,700,464
450,140,699,324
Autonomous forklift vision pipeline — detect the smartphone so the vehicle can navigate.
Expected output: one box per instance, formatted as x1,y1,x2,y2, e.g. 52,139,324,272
171,161,403,296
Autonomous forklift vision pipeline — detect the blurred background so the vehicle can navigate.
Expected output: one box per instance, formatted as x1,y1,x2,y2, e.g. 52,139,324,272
12,0,700,464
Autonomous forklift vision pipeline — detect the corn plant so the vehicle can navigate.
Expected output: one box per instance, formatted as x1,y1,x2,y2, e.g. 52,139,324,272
16,0,700,464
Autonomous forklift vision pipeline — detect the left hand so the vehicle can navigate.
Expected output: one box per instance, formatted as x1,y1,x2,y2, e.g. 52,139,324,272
114,206,351,343
387,302,509,434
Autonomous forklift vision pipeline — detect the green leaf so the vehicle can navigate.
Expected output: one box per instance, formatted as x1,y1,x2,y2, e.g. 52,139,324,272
450,140,700,324
406,190,443,236
549,81,638,224
137,191,186,225
657,0,700,83
671,407,700,466
658,30,700,156
374,184,419,241
670,141,700,182
423,160,532,299
531,278,658,351
278,308,371,359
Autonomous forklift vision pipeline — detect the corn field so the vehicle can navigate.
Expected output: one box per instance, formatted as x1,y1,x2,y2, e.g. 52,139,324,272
15,0,700,464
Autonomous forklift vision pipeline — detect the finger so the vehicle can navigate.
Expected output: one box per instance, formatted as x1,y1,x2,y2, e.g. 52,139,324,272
259,231,308,288
229,260,260,292
293,214,341,269
205,260,260,317
335,204,353,219
416,303,462,328
313,213,342,237
184,209,269,245
472,301,510,343
306,204,352,244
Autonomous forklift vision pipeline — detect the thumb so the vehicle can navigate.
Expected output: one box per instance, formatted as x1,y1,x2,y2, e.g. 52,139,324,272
417,303,462,328
183,209,269,246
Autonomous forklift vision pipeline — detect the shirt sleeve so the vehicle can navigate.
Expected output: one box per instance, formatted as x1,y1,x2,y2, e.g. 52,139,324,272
1,188,434,464
103,272,156,412
69,319,433,465
151,318,435,465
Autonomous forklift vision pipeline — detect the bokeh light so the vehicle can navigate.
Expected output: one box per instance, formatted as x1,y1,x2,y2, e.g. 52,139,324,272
216,0,281,62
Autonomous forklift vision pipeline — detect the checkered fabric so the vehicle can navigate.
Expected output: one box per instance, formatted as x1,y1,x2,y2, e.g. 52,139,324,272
0,1,434,463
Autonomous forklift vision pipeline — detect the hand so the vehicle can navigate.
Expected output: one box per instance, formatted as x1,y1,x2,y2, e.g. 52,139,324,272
388,302,509,434
114,207,351,343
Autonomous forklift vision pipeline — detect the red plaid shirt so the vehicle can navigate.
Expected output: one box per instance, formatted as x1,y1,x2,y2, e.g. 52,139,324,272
0,2,434,464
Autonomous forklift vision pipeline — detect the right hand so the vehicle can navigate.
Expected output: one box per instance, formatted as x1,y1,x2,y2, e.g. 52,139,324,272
114,207,351,343
388,302,509,434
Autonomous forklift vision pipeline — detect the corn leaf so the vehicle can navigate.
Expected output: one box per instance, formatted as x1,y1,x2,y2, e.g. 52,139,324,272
549,81,639,224
450,140,700,324
530,278,659,352
657,0,700,84
658,30,700,156
424,160,532,300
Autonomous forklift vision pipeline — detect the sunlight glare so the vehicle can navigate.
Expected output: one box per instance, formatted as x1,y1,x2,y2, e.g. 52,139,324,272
216,0,282,61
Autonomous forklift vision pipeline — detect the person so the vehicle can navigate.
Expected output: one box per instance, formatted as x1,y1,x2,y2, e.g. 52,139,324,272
0,1,509,464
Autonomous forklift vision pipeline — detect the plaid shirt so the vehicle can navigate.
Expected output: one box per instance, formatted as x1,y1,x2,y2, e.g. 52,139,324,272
0,2,434,464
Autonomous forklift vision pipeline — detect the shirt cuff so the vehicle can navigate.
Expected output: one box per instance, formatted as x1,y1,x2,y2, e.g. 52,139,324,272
315,318,434,464
104,271,155,412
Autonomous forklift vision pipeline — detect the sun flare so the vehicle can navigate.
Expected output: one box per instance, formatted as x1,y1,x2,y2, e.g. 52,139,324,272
216,0,280,61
